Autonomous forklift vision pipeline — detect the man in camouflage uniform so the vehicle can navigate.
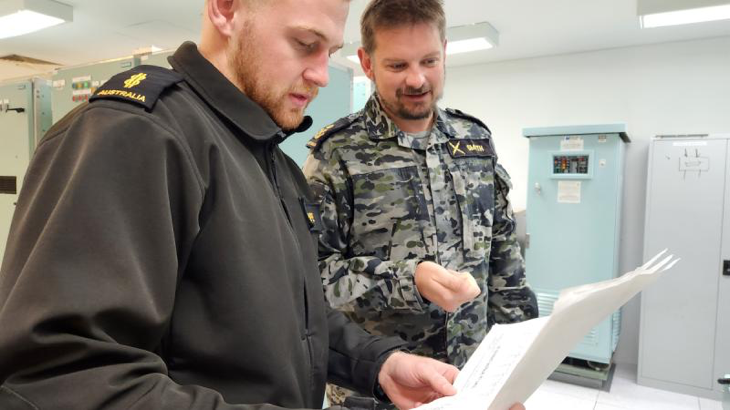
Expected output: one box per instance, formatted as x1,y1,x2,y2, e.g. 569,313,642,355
304,0,538,407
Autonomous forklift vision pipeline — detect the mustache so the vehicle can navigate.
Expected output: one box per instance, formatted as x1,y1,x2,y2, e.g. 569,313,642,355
291,85,319,100
397,85,432,97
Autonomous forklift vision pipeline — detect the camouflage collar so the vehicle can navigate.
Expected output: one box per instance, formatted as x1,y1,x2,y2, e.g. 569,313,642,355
434,107,459,141
363,92,458,144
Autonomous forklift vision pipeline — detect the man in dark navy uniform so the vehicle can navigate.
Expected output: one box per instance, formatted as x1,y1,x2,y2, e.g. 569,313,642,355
0,1,480,409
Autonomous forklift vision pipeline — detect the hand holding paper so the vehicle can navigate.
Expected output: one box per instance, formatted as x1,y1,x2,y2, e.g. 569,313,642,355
415,250,680,410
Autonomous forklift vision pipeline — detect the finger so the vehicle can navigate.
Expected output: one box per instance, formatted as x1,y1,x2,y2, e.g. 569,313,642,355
509,403,526,410
431,268,460,290
440,363,460,384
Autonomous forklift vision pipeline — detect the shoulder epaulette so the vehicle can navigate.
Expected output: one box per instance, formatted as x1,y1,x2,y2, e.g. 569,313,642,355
445,108,492,135
89,65,183,112
306,113,359,151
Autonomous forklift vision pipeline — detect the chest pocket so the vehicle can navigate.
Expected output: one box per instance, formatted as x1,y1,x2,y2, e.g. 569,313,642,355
350,166,429,261
448,156,496,261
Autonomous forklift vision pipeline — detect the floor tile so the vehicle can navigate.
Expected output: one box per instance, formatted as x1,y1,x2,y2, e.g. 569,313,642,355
698,397,723,410
597,372,700,410
525,389,596,410
539,378,600,402
594,403,633,410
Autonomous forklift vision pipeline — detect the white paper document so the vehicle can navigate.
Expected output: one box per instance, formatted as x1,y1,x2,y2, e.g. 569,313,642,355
416,250,680,410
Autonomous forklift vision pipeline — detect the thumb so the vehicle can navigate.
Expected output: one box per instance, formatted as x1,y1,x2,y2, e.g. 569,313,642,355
422,366,457,397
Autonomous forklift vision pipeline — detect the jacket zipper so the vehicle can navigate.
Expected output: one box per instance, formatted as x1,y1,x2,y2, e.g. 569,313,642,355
267,141,311,332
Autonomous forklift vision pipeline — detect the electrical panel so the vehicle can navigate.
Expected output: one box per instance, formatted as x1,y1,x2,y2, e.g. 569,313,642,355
523,124,629,367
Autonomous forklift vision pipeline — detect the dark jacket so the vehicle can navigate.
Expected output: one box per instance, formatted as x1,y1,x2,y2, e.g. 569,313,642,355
0,42,404,410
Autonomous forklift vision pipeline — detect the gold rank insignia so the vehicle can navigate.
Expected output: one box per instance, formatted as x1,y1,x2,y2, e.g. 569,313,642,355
300,201,322,232
124,73,147,89
307,124,335,148
90,66,183,112
446,139,494,158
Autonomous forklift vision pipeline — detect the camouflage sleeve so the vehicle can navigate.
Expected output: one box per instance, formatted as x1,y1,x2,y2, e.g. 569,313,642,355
303,152,428,313
487,163,539,323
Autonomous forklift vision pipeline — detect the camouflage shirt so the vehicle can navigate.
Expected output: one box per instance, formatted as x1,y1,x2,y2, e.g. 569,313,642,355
303,94,538,367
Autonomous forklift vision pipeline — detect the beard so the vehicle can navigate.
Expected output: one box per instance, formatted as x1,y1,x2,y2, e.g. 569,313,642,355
228,23,318,131
375,74,442,121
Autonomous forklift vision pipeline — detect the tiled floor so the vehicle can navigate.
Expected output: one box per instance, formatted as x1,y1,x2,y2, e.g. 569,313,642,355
525,364,725,410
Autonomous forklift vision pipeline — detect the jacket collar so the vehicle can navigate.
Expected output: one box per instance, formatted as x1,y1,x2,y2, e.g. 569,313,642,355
168,42,311,143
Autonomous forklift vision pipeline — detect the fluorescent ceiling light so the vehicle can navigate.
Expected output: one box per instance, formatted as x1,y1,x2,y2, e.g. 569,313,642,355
446,38,493,55
0,0,73,40
640,4,730,27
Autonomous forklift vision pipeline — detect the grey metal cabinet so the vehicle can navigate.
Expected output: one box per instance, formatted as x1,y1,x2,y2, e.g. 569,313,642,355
0,79,51,268
639,135,730,400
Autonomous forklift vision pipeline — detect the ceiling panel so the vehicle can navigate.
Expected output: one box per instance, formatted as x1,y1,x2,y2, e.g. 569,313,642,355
0,0,728,81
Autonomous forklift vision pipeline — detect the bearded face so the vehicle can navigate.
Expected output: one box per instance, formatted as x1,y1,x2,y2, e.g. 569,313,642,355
228,23,320,131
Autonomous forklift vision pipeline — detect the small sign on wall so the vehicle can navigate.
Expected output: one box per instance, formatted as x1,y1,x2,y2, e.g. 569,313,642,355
557,181,581,204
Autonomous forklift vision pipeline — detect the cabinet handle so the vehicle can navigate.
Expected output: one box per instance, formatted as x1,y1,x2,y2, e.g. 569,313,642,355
724,260,730,276
719,376,730,385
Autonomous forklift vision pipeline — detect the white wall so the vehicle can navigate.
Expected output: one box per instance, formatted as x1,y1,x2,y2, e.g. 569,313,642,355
442,36,730,365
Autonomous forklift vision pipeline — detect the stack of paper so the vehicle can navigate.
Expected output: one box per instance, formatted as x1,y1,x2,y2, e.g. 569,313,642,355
416,250,680,410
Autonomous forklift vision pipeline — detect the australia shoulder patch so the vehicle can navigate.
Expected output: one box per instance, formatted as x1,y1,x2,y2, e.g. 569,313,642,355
89,65,183,112
445,107,492,135
306,114,359,151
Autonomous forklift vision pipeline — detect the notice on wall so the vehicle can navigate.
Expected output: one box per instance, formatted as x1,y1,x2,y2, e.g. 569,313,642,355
557,181,581,204
560,136,584,151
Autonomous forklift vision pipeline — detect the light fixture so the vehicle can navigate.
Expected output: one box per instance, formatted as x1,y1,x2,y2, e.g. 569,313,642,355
0,0,73,40
340,21,499,63
638,0,730,28
133,45,164,55
446,22,499,55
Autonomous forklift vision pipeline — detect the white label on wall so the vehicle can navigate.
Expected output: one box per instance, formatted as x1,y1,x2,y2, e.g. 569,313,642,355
72,75,92,83
52,79,66,89
72,89,92,96
599,159,607,167
561,136,584,151
598,135,607,143
557,181,581,204
673,141,708,147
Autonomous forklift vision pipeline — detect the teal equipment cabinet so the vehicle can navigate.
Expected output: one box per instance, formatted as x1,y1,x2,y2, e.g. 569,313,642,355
51,56,138,123
523,124,630,366
0,79,52,266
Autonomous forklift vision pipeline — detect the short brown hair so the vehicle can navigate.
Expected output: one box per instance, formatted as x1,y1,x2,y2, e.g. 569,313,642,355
360,0,446,54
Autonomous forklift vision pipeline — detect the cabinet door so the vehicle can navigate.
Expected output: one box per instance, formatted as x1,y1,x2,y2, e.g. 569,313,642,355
716,141,730,393
641,139,727,390
0,83,32,267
